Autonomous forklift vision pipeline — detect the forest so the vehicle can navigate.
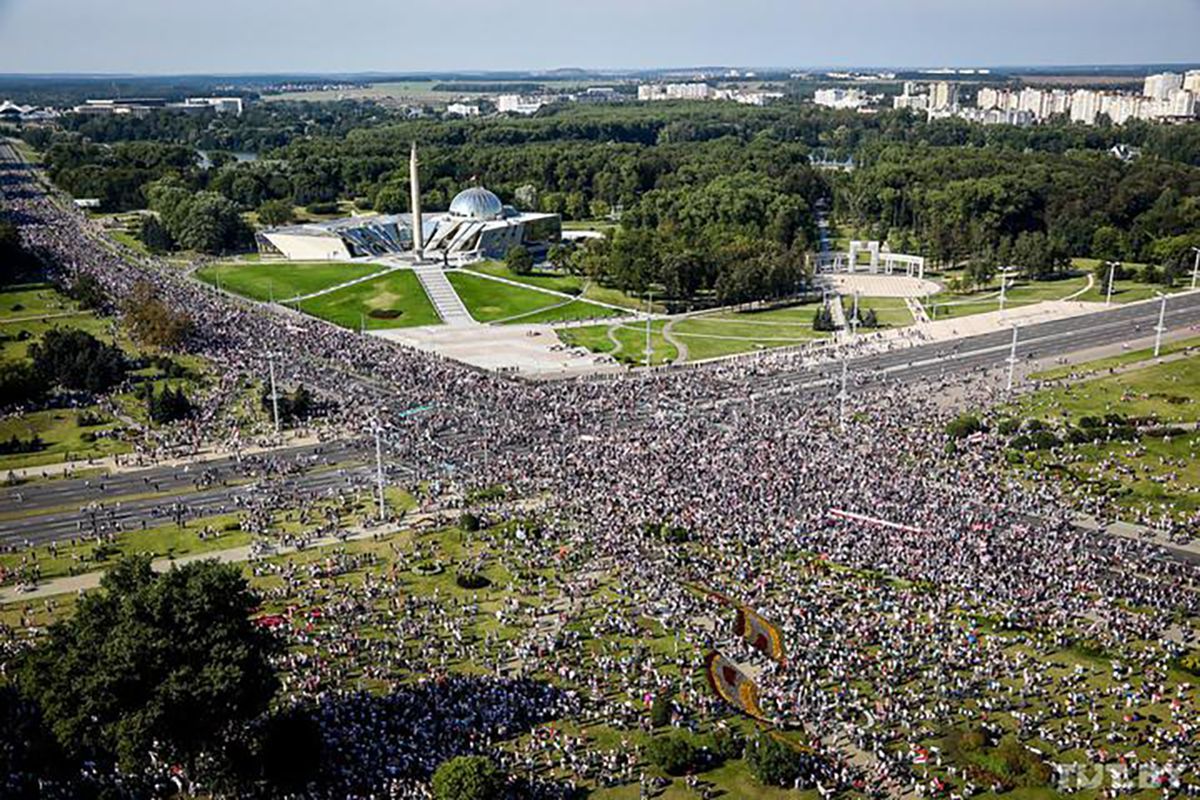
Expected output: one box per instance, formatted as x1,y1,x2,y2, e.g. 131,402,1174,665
12,98,1200,301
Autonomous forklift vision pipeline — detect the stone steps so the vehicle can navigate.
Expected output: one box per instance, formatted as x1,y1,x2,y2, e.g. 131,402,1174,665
413,266,474,326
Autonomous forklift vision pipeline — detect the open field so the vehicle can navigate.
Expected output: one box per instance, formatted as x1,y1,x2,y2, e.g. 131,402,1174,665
1006,349,1200,523
195,261,389,302
928,275,1089,319
298,269,441,329
507,300,622,325
840,295,914,328
559,320,677,365
447,270,569,322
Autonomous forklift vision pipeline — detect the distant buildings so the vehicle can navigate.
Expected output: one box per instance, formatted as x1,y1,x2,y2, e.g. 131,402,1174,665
70,96,244,117
636,83,782,106
813,87,873,110
0,100,59,122
445,103,480,117
975,72,1199,125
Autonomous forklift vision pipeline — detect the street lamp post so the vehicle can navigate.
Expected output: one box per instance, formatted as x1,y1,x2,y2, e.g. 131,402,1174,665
374,421,387,521
998,270,1007,312
644,289,654,370
838,358,848,433
1191,247,1200,291
1105,261,1118,307
1005,325,1019,393
266,352,280,434
1154,293,1167,357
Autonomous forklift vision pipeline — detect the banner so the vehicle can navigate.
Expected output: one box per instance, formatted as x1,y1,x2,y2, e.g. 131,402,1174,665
705,651,767,721
735,606,786,664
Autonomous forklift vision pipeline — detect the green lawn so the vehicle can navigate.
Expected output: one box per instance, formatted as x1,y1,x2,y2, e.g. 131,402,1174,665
466,261,584,294
840,296,914,328
558,321,677,365
195,261,389,302
664,301,830,361
1007,351,1200,522
447,271,566,322
504,300,622,325
1031,336,1200,381
928,275,1088,320
0,407,130,471
297,269,440,329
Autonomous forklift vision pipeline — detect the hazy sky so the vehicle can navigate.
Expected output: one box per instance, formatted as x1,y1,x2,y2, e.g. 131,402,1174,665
0,0,1197,74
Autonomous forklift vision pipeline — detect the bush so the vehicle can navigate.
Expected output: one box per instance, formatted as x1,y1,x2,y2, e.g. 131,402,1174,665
945,413,984,440
1027,430,1060,450
706,727,745,762
746,733,818,788
649,692,672,728
431,755,502,800
996,418,1019,435
459,512,481,532
305,201,340,215
455,571,490,590
645,734,699,776
504,245,534,275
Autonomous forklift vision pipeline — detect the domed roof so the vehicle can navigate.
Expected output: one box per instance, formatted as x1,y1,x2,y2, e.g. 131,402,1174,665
449,186,504,221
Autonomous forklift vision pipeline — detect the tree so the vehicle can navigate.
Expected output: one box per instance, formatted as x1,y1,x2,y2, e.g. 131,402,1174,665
137,214,175,253
746,733,818,788
256,198,294,227
122,280,192,350
28,328,127,393
504,245,534,276
0,219,38,284
431,755,503,800
645,734,699,776
146,384,193,424
17,556,279,776
0,360,47,408
67,272,108,311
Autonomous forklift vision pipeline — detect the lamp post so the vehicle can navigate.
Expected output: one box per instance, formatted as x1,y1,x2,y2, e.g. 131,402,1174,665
1104,261,1118,307
374,419,386,521
1154,293,1167,358
266,352,280,434
1005,324,1019,393
644,289,654,370
1190,247,1200,291
838,358,848,433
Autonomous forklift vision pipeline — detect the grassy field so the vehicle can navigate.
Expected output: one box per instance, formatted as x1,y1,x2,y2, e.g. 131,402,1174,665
447,271,569,322
0,408,129,472
840,295,914,328
928,275,1089,320
195,261,388,302
298,269,441,329
1031,336,1200,381
507,300,622,325
558,321,677,365
670,304,829,362
466,261,584,293
1007,350,1200,522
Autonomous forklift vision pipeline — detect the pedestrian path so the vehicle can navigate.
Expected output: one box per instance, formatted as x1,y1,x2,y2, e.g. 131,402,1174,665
280,264,400,304
905,296,930,323
413,265,475,326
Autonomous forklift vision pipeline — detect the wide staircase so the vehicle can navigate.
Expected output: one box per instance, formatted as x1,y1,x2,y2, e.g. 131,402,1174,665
413,266,474,326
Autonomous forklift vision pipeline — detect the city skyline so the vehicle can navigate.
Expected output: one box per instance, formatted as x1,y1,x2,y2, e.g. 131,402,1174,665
0,0,1198,74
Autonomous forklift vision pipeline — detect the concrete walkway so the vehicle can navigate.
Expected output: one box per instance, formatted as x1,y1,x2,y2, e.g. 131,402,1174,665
413,266,474,326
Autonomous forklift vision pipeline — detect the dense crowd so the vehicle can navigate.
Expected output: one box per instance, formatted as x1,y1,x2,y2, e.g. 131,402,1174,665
3,150,1200,798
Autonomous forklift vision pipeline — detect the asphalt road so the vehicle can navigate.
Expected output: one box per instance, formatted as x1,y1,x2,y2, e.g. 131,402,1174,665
4,290,1198,549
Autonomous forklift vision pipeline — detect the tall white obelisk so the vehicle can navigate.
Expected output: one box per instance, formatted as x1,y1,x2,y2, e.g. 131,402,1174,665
409,142,424,260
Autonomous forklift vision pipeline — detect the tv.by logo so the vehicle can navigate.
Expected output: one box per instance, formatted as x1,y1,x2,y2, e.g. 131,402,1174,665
1057,762,1182,791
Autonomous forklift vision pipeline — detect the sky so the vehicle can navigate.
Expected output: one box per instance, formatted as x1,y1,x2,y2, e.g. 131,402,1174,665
0,0,1197,74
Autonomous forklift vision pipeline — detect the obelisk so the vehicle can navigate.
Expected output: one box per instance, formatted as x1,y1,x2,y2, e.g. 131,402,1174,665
409,142,424,259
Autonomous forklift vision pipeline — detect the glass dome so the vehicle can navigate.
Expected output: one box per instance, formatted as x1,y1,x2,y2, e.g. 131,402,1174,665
448,186,504,221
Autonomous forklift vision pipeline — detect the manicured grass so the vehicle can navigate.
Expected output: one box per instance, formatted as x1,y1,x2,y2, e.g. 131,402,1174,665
581,281,660,311
840,295,914,328
671,317,825,362
1008,351,1200,522
927,275,1088,320
0,283,78,319
447,271,565,322
504,300,621,325
195,261,389,302
466,261,583,294
0,407,130,471
0,514,253,584
298,269,440,329
1030,336,1200,381
558,321,676,365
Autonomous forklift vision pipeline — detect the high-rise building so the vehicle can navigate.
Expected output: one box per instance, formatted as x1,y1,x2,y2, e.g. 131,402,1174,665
1143,72,1183,100
1184,70,1200,94
929,82,959,110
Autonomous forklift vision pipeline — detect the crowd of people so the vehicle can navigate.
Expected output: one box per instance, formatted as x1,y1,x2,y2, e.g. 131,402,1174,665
3,149,1200,798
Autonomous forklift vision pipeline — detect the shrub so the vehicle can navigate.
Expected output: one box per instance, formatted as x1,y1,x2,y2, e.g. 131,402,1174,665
305,201,340,215
649,692,672,728
945,413,984,440
1027,430,1060,450
431,755,502,800
746,733,817,788
459,512,481,532
455,571,490,590
996,418,1019,435
645,733,698,776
